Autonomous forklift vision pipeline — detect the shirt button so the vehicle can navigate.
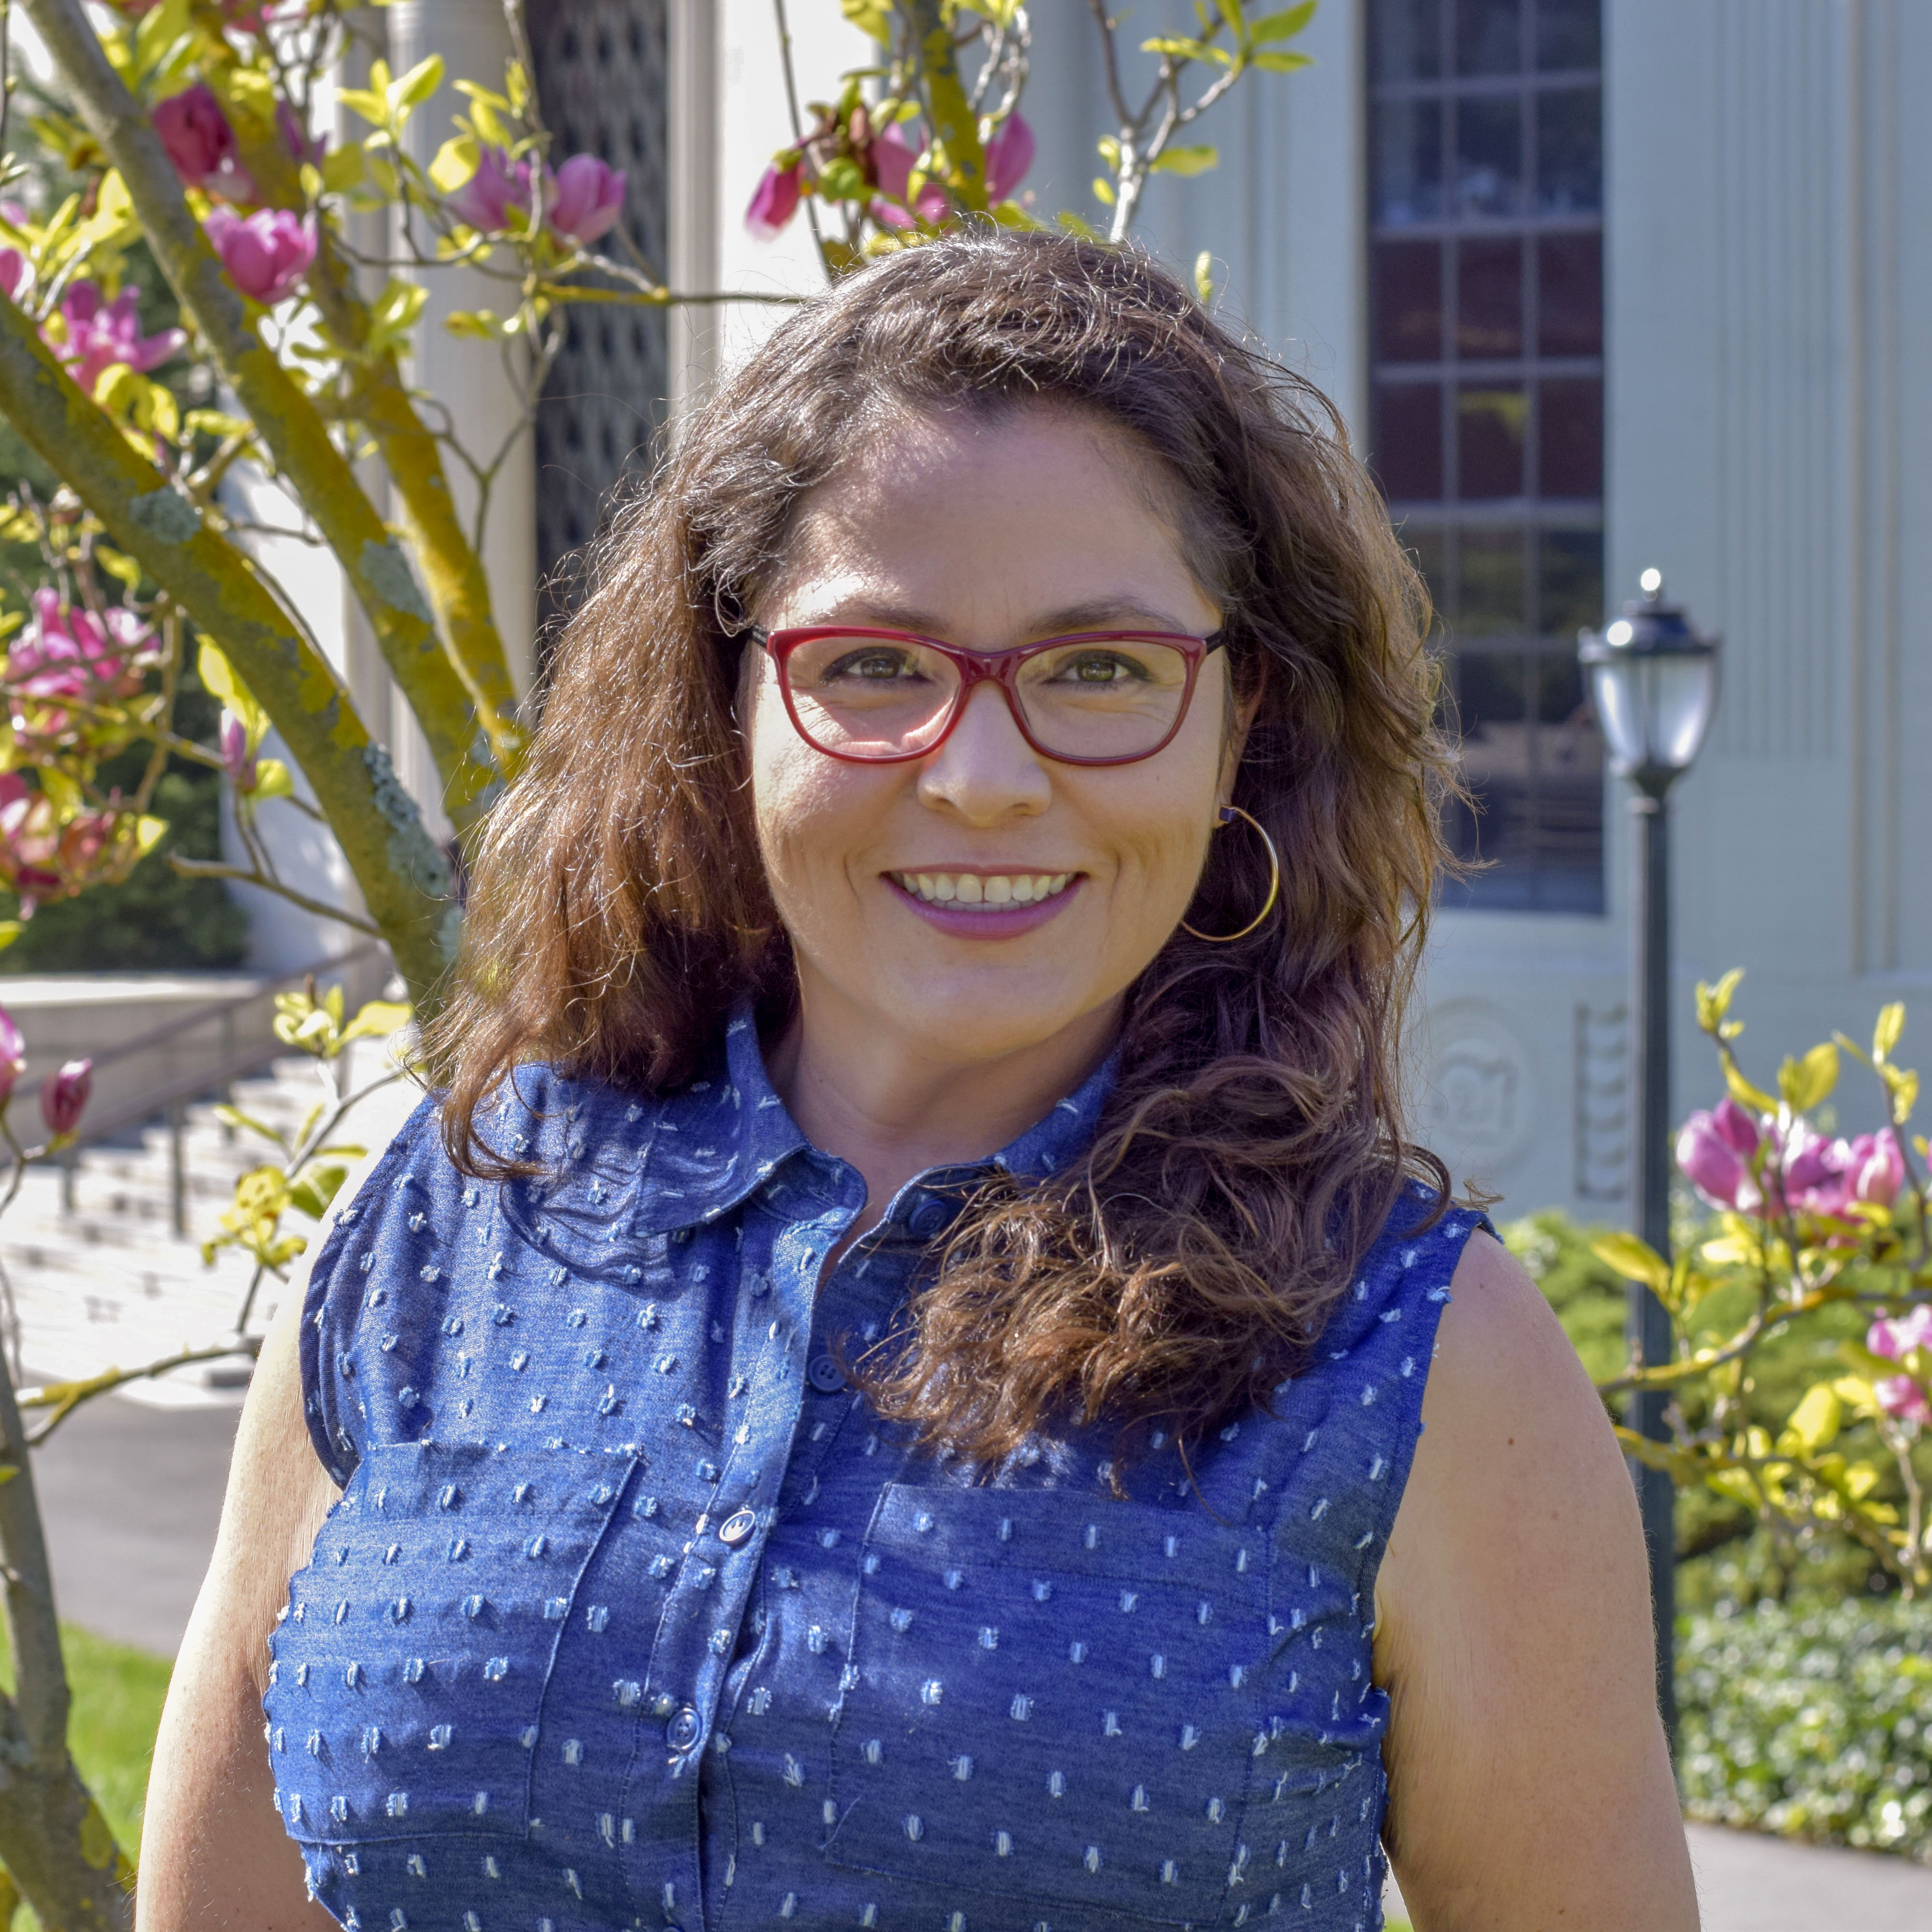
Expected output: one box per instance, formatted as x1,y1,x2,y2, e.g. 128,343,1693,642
908,1197,950,1238
665,1705,702,1753
808,1354,846,1394
718,1507,757,1547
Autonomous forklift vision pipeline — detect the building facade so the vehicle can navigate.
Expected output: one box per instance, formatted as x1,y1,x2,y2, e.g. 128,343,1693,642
297,0,1929,1229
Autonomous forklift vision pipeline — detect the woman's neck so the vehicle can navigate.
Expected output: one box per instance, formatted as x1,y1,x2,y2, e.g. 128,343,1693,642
764,985,1119,1230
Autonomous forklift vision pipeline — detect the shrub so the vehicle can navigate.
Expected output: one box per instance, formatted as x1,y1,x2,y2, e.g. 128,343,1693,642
1680,1597,1932,1861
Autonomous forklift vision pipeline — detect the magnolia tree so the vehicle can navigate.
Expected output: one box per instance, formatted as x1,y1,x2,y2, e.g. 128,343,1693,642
1592,971,1932,1597
0,0,1313,1918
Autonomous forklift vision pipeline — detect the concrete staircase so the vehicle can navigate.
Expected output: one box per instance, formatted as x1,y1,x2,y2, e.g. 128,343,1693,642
0,1042,420,1407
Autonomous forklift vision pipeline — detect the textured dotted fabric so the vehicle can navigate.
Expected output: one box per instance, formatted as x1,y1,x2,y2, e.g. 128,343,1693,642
266,1011,1491,1932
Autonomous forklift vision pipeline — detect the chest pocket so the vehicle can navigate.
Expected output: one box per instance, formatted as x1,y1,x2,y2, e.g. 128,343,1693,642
824,1484,1271,1925
266,1439,639,1845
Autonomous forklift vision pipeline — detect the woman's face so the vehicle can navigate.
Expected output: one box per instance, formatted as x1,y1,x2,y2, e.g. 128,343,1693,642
746,403,1234,1073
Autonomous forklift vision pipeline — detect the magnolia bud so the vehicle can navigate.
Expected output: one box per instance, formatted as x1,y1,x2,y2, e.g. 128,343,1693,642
41,1058,91,1139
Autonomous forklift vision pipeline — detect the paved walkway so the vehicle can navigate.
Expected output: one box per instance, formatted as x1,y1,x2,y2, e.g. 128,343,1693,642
32,1393,1932,1924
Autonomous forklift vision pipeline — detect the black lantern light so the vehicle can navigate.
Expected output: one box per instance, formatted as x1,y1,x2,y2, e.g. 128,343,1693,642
1579,568,1720,1755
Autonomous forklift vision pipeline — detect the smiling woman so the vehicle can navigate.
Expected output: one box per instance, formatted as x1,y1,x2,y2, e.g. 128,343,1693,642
141,231,1698,1932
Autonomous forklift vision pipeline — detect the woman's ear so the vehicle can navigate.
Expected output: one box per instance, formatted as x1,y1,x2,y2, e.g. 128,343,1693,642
1219,648,1265,808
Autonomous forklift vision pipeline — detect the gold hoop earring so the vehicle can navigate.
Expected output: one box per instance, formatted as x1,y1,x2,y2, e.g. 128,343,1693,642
1180,805,1281,944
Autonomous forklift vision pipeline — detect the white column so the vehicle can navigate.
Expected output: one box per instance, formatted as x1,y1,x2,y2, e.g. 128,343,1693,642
667,0,721,423
384,0,540,835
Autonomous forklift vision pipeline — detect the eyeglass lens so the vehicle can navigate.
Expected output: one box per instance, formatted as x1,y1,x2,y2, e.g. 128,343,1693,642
781,635,1194,761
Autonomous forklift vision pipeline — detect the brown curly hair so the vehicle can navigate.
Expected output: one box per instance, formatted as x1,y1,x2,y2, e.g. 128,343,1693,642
426,227,1459,1462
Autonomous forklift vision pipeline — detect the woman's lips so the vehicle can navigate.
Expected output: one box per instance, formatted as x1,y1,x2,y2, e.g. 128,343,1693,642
883,869,1083,939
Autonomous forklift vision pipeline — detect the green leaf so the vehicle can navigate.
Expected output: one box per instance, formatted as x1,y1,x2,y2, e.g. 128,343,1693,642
1192,250,1215,302
1091,176,1117,207
1151,143,1221,177
197,640,269,745
428,135,478,195
387,54,446,122
1251,0,1318,41
1778,1042,1839,1114
365,278,429,359
288,1163,350,1221
1142,35,1215,60
816,156,867,202
1589,1230,1671,1294
1876,1002,1907,1063
1779,1382,1843,1459
1722,1058,1779,1116
251,758,295,801
0,922,23,954
341,997,414,1044
1054,210,1102,240
131,0,191,83
840,0,894,39
1696,968,1745,1034
1250,47,1313,69
213,1102,288,1149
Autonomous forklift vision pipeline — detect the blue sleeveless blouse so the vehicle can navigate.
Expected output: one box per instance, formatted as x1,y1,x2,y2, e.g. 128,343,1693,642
267,1012,1489,1932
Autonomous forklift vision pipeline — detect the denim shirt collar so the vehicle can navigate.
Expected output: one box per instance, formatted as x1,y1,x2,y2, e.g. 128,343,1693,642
628,1004,1116,1236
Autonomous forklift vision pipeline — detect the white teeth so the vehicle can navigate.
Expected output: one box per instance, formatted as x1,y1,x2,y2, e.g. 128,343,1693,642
892,871,1075,909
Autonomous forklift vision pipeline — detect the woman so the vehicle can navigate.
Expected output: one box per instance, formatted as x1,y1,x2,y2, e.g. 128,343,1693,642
144,231,1697,1931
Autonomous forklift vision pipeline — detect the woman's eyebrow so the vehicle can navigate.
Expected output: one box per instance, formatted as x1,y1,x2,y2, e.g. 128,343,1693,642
787,596,1204,637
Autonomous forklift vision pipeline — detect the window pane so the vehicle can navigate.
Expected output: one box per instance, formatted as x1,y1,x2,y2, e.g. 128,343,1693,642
1537,231,1602,355
1373,0,1443,80
1457,237,1523,357
1537,0,1600,71
1405,526,1449,624
1447,651,1532,872
1536,86,1602,213
1532,656,1605,907
1458,384,1526,498
1456,0,1521,74
1539,529,1605,636
1374,383,1445,500
1539,377,1603,496
1374,99,1446,225
1374,240,1444,361
1457,529,1529,634
1455,96,1523,218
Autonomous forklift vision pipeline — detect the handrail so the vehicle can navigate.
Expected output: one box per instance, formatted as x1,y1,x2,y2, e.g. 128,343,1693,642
8,939,390,1166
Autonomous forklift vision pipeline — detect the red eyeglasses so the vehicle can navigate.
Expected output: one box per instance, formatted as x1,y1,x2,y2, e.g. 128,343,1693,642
759,626,1224,767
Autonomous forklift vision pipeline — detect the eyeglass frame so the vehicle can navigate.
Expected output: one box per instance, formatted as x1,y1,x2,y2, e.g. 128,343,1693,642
756,625,1226,768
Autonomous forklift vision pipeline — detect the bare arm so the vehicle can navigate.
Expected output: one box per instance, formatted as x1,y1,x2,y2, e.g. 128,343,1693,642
137,1171,375,1931
1374,1231,1698,1932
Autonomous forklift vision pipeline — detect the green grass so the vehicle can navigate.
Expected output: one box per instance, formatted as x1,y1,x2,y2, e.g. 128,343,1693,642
0,1619,172,1901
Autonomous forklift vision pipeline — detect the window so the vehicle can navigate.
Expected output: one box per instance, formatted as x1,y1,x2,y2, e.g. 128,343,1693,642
1368,0,1605,913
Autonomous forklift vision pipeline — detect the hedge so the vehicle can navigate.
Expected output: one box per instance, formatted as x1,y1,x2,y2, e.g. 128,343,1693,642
1680,1598,1932,1861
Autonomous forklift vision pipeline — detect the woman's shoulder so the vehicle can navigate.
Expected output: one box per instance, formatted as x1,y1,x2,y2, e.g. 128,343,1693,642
1312,1180,1495,1360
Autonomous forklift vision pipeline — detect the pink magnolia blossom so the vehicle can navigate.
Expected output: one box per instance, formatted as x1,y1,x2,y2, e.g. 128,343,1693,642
448,148,538,234
40,1058,91,1139
153,84,257,204
52,282,187,393
278,101,328,169
870,125,949,229
745,159,805,240
548,153,625,245
10,589,154,740
1676,1097,1765,1210
0,1007,23,1109
205,206,316,305
0,250,21,302
1875,1375,1932,1425
984,111,1035,202
0,777,147,914
219,708,258,790
1782,1122,1906,1219
1869,1305,1932,1363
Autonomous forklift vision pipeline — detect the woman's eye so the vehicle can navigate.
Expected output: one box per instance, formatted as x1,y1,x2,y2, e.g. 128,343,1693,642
825,649,917,681
1059,653,1143,684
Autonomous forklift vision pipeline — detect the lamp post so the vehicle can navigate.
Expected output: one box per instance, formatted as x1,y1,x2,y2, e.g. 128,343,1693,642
1578,568,1720,1748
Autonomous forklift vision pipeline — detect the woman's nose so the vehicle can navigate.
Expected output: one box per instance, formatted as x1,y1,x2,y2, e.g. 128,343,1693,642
916,680,1051,821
